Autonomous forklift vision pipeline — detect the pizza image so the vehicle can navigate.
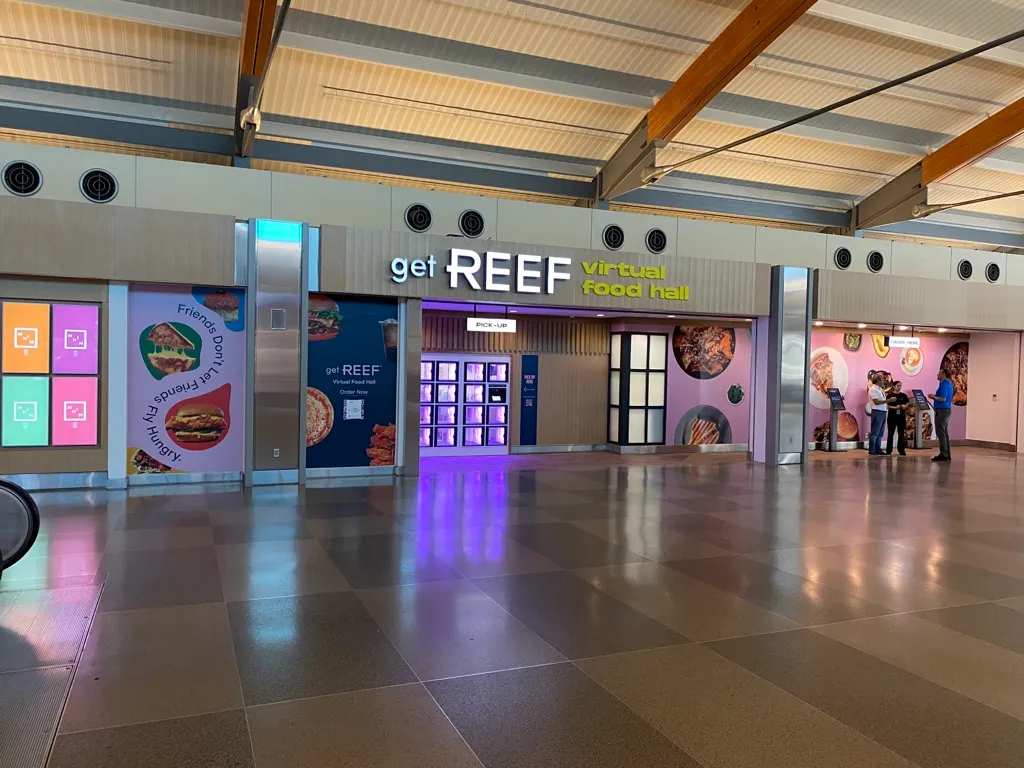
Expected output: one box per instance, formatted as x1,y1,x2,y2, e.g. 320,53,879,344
672,326,736,379
810,351,834,396
940,342,969,406
306,387,334,447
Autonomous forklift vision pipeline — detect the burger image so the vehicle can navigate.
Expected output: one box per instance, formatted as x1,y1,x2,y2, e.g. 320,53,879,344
308,295,341,341
164,404,228,443
203,291,240,323
837,411,859,441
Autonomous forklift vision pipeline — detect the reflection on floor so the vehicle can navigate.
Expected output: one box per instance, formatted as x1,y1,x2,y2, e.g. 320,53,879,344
3,449,1024,767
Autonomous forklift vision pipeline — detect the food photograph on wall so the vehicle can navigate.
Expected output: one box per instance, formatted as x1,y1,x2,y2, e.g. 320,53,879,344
808,330,969,445
305,295,399,470
669,323,752,447
125,285,246,475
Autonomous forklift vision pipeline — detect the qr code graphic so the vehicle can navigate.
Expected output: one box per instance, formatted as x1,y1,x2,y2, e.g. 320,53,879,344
13,402,38,422
64,401,87,422
65,329,88,350
13,327,38,349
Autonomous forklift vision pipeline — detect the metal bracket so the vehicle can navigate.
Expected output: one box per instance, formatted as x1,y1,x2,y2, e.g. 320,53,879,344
596,118,663,201
853,164,928,230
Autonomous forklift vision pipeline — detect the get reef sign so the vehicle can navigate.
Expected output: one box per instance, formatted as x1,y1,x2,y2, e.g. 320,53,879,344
390,249,690,302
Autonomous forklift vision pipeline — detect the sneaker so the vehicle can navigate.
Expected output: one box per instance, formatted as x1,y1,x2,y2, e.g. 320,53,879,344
932,455,943,462
898,451,907,456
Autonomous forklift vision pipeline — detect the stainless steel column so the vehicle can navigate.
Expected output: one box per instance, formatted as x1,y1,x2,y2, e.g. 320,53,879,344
245,219,306,485
751,265,813,466
398,298,422,477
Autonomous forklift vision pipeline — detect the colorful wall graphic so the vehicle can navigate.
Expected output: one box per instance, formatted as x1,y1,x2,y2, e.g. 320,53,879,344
808,331,969,443
1,301,101,448
126,286,245,475
306,295,398,469
667,325,752,446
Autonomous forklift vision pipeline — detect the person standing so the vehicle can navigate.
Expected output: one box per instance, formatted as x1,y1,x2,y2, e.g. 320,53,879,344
867,373,888,456
929,369,954,461
885,380,909,456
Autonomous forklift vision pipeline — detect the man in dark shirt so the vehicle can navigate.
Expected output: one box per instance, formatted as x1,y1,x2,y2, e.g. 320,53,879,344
885,380,909,456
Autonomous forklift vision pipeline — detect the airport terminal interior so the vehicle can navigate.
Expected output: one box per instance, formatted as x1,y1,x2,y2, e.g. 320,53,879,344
3,0,1024,767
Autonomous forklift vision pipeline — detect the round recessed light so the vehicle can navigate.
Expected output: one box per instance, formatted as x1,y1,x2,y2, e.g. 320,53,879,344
857,323,867,329
897,325,908,331
509,309,517,313
814,320,824,326
667,315,676,318
596,313,605,317
938,327,947,333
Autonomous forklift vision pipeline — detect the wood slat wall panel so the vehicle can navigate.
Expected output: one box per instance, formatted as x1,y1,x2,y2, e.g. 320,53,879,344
537,355,609,445
423,314,610,355
0,197,236,286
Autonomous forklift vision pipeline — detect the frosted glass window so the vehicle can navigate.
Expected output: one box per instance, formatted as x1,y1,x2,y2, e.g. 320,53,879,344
630,334,648,369
610,334,621,369
629,372,647,406
649,336,667,370
609,407,619,442
647,372,665,407
628,409,647,443
647,409,665,444
609,371,620,406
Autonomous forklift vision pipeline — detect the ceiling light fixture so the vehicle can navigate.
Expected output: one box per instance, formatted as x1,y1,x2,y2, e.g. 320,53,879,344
814,321,824,326
898,325,908,331
596,313,605,317
857,323,867,329
938,327,947,333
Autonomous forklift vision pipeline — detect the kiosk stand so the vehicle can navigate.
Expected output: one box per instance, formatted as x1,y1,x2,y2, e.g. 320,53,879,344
911,389,931,450
825,387,846,453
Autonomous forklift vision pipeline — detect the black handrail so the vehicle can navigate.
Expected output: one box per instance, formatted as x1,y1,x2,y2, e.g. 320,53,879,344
0,479,41,575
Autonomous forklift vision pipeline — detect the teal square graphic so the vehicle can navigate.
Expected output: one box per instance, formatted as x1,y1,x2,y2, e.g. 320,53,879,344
2,376,50,446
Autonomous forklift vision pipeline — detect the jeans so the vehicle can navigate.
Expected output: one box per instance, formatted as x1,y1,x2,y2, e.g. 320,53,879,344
935,408,952,457
886,413,906,454
869,409,887,454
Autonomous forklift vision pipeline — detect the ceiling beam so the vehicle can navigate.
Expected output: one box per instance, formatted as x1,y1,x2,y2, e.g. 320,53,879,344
596,0,818,201
234,0,278,158
854,95,1024,229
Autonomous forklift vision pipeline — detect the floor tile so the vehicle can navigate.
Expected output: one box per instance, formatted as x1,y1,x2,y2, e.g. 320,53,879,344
208,505,302,526
824,540,1024,600
501,522,648,569
431,527,562,578
572,518,732,561
817,613,1024,720
247,684,481,768
60,603,242,733
216,539,350,601
392,505,562,531
997,596,1024,612
576,562,799,641
360,580,563,680
579,644,914,768
99,547,224,612
748,547,981,612
120,507,211,530
667,556,893,626
0,550,101,592
427,662,701,768
212,520,315,545
473,570,686,659
916,601,1024,656
321,533,464,589
227,591,415,706
891,535,1024,580
661,514,800,553
952,529,1024,553
710,628,1024,768
104,526,214,553
0,586,99,671
299,500,384,519
48,710,254,768
304,515,404,539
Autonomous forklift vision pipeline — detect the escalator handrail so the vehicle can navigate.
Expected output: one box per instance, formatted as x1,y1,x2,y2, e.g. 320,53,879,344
0,478,41,573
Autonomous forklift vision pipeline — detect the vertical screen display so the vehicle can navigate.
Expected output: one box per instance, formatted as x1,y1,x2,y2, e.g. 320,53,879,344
51,377,99,446
3,301,51,374
2,375,50,446
52,304,100,374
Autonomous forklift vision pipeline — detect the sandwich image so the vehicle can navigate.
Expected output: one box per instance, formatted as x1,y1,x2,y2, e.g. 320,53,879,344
128,448,174,474
688,417,720,446
308,295,341,341
203,291,240,323
146,322,196,375
164,404,228,443
809,351,834,395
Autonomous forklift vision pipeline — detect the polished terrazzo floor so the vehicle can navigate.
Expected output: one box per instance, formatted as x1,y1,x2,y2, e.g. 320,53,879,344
4,450,1024,767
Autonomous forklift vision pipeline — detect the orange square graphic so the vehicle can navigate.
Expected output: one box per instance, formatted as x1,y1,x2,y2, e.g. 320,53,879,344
2,302,51,373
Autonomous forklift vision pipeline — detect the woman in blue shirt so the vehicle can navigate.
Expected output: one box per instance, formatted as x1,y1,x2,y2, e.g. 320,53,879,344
928,369,955,461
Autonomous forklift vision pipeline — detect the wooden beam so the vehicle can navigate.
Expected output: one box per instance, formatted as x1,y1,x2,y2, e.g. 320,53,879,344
239,0,277,78
646,0,818,142
921,95,1024,184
